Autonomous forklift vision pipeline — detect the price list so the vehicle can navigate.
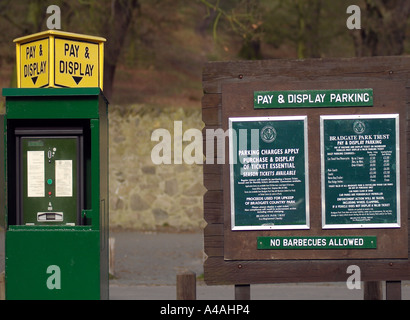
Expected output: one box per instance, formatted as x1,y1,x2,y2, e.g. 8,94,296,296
321,115,400,229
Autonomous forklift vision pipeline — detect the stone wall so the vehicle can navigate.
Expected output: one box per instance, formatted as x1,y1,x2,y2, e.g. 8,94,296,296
109,105,206,231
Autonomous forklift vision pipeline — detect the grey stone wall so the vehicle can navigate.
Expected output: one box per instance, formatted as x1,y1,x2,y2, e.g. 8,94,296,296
109,106,205,230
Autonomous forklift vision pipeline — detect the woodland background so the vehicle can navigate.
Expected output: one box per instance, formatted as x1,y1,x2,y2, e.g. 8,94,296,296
0,0,409,230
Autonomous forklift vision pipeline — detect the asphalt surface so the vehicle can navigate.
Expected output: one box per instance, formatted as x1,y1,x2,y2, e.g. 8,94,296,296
107,231,364,300
109,231,204,286
2,229,410,300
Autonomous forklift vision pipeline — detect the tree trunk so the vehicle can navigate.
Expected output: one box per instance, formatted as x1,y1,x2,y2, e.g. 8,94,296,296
103,0,139,101
296,0,322,59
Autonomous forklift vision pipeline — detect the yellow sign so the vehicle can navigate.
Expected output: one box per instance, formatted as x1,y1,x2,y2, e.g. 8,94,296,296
55,38,99,87
20,38,49,88
14,30,105,89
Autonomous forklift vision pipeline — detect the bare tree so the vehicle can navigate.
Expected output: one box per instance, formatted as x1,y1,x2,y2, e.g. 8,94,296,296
352,0,410,56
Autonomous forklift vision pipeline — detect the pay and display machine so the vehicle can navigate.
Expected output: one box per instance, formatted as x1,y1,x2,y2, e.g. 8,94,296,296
1,88,109,299
16,128,83,226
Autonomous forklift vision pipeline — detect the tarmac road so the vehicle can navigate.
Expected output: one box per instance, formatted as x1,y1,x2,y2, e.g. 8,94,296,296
2,229,410,300
107,231,376,300
109,231,204,286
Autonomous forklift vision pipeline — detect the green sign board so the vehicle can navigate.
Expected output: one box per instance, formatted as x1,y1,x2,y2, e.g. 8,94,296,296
254,89,373,109
321,114,400,229
257,236,377,250
229,116,309,230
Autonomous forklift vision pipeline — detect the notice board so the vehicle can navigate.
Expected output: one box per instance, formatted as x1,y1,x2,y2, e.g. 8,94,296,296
202,56,410,285
229,116,309,231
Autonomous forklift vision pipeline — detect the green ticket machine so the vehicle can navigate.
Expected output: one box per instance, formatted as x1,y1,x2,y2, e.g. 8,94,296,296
1,87,109,299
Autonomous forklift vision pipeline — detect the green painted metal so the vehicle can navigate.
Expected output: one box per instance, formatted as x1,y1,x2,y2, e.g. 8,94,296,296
2,88,103,119
90,119,100,230
2,87,101,97
6,229,100,300
0,115,4,230
4,97,99,119
3,88,109,300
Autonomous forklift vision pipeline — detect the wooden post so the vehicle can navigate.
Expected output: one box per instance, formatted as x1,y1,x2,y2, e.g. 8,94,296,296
363,281,383,300
235,284,250,300
386,281,401,300
176,271,196,300
109,237,115,276
0,271,5,300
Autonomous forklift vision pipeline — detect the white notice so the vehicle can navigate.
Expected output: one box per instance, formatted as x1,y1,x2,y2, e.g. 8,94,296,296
55,160,73,197
27,151,45,197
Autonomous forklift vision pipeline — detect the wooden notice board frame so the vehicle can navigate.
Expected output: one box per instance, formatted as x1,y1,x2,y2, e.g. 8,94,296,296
202,56,410,285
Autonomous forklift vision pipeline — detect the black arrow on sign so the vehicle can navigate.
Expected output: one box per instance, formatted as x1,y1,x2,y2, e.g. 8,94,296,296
31,76,38,85
72,76,83,85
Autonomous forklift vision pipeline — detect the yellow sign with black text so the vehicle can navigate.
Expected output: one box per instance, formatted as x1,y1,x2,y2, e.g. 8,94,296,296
54,38,99,87
20,38,49,88
14,30,105,89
